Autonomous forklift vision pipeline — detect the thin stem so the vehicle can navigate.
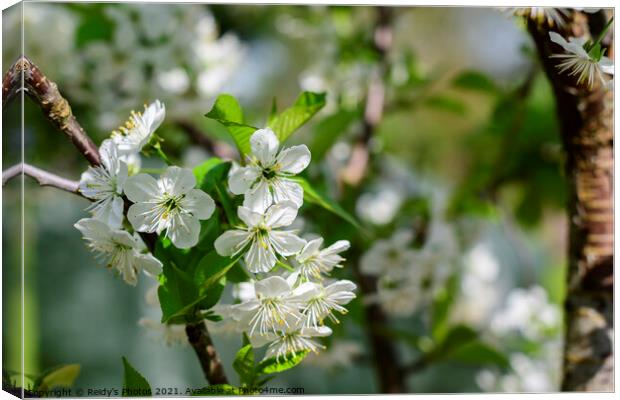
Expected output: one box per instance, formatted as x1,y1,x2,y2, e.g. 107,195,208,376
3,163,81,195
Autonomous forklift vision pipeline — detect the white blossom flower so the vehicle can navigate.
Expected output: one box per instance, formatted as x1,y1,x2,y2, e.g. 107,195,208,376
125,166,215,249
490,286,560,340
368,272,426,317
249,315,332,362
138,318,188,346
228,128,311,211
231,276,308,336
214,201,306,273
296,280,357,327
74,217,162,285
294,238,350,281
79,139,128,228
549,31,614,88
112,100,165,155
359,229,415,278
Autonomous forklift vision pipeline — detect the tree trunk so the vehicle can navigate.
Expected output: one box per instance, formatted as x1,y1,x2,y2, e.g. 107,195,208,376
527,12,613,391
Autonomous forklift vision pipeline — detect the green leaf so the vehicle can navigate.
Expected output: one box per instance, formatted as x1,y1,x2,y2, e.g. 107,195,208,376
193,157,223,186
452,71,497,93
268,91,326,143
256,351,309,375
233,344,256,386
448,341,510,369
36,364,81,391
291,177,361,230
194,251,244,291
197,161,238,225
205,95,257,156
156,241,200,323
427,325,478,362
121,357,151,397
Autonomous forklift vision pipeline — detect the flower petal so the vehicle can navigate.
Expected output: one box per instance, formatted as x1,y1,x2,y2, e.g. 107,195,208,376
264,201,298,228
254,276,291,298
276,145,311,174
168,213,201,249
127,202,161,233
272,179,304,208
74,217,112,242
298,237,324,261
159,166,196,195
237,206,263,228
180,189,215,220
269,230,306,256
91,195,125,229
228,163,260,195
250,128,279,167
244,238,277,273
124,173,161,202
136,252,163,277
242,179,273,213
322,240,350,256
214,229,252,256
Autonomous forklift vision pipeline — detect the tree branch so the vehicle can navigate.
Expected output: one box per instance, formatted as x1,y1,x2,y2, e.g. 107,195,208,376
527,11,613,391
2,163,81,194
341,7,406,394
174,119,238,160
3,56,101,166
185,320,229,385
2,56,229,387
340,6,392,186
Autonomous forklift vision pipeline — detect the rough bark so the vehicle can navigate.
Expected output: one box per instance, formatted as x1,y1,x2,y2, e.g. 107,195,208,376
185,321,229,385
3,56,101,166
527,12,613,392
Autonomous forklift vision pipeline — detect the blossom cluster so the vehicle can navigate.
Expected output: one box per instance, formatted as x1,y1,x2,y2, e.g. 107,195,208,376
75,101,216,285
360,220,456,318
212,128,357,361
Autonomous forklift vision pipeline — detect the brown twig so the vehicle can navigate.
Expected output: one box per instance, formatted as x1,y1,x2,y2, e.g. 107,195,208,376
174,119,238,160
527,11,613,391
2,163,80,194
2,56,229,386
185,320,228,385
3,56,101,166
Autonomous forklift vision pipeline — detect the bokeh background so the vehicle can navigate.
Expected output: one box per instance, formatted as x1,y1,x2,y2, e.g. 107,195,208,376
3,3,570,394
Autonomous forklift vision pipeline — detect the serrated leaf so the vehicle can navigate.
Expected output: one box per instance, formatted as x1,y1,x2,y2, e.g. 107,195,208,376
205,94,257,156
291,177,361,230
233,344,255,385
268,91,326,143
256,351,309,375
37,364,81,391
121,357,151,397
